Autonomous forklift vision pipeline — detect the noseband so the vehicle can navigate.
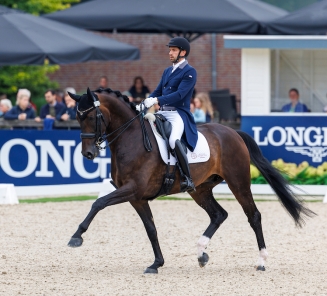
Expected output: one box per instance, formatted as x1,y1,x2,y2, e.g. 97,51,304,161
78,93,152,152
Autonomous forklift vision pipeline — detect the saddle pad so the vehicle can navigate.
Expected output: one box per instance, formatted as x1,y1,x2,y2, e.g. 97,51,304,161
146,115,210,165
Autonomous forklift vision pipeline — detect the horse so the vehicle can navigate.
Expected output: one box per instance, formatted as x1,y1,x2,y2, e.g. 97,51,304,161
67,87,314,274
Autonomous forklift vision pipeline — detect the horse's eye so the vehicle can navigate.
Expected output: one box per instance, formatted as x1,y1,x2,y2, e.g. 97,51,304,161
88,116,94,121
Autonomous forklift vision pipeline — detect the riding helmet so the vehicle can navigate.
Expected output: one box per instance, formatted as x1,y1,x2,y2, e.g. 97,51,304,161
167,37,190,57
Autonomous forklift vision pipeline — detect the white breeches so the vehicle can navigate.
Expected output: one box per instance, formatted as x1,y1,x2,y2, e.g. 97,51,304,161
157,110,184,149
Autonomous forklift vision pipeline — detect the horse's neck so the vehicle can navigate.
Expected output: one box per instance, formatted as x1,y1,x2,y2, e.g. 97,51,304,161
103,97,141,144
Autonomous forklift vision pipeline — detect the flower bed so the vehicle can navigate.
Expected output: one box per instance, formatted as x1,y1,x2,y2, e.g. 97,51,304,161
251,159,327,185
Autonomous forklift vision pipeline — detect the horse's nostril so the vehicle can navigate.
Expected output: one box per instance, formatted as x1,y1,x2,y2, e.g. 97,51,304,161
87,152,93,159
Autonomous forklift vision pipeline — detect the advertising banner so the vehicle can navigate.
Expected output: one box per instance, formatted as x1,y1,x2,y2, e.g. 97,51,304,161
242,115,327,165
0,130,111,186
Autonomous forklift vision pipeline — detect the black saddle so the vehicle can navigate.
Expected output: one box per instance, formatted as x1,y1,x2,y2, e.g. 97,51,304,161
154,113,172,139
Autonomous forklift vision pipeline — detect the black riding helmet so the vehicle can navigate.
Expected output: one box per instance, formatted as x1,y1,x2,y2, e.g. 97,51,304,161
167,37,190,63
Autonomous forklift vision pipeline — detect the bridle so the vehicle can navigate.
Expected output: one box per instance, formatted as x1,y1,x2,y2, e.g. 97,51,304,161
78,91,152,152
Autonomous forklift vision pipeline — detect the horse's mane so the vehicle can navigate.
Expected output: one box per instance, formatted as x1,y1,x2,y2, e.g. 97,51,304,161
94,87,137,113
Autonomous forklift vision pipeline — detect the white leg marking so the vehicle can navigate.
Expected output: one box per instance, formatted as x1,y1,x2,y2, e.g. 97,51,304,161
257,248,268,267
197,235,210,258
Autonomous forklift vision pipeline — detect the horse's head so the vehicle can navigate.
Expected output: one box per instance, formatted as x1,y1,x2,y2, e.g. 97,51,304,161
69,87,110,160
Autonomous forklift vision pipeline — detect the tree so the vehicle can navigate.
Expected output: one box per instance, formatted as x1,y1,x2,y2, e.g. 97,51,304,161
0,0,80,106
0,0,79,15
261,0,319,11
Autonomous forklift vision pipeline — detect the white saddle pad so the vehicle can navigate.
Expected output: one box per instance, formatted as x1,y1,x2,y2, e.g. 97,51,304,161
145,114,210,165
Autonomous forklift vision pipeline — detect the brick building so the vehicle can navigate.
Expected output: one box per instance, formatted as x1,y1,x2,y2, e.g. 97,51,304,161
49,33,241,110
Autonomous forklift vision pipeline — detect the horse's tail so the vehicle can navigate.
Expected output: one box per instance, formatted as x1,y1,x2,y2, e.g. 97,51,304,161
237,130,315,227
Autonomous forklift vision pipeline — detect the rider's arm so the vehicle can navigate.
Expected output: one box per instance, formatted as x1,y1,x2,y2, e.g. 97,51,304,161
149,70,166,99
158,68,197,106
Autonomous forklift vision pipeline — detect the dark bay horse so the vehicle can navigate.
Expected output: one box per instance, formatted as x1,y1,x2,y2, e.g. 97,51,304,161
68,88,314,274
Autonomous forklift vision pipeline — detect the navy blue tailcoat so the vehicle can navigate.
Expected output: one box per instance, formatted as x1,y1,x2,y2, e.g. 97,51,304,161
150,60,198,151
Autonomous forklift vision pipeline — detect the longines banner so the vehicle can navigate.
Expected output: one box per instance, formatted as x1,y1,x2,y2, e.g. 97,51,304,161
0,130,111,186
242,115,327,165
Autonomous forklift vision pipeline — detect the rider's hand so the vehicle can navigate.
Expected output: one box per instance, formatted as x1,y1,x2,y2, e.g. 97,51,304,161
136,104,144,112
144,97,158,108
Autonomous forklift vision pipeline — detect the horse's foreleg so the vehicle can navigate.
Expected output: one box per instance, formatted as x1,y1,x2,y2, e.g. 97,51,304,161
130,200,164,274
68,185,136,247
190,184,228,268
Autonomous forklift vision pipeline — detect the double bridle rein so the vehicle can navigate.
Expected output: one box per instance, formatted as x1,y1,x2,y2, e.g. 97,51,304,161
78,91,152,152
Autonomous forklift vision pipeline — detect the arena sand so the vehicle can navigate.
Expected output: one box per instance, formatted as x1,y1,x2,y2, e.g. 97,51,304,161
0,199,326,295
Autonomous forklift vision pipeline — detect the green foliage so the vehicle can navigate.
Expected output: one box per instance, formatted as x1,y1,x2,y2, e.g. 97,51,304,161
261,0,319,12
0,0,80,15
0,64,59,102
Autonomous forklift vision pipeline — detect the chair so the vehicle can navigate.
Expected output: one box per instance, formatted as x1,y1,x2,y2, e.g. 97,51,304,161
209,91,237,122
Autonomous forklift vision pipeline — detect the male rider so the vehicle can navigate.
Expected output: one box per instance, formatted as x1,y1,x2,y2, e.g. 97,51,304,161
139,37,198,193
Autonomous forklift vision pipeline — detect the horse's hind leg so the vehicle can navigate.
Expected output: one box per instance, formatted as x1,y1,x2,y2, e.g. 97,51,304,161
228,182,268,271
190,183,228,268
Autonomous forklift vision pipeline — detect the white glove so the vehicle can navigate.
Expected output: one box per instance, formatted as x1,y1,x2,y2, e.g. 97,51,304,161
144,97,158,108
136,104,142,112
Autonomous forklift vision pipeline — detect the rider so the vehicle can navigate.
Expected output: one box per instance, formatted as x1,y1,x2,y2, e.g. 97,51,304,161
141,37,198,193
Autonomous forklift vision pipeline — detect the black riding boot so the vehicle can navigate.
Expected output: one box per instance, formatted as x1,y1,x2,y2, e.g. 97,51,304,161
174,140,196,193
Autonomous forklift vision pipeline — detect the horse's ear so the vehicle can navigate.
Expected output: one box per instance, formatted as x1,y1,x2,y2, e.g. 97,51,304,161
87,87,97,101
68,92,81,102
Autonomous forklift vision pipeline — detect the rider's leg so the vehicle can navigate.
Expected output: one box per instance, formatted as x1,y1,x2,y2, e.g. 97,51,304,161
157,110,195,192
174,139,195,192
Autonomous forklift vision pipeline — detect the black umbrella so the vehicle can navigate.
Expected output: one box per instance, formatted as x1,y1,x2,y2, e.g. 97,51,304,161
265,0,327,35
0,5,139,65
45,0,287,37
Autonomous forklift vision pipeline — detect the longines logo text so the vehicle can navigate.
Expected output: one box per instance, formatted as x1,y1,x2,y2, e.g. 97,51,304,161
253,126,327,162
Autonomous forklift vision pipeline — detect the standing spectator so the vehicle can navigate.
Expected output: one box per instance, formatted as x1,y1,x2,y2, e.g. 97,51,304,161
16,88,36,111
129,76,150,103
35,89,65,122
0,99,13,118
195,92,214,123
99,76,109,89
4,94,35,120
282,88,309,112
57,87,77,121
192,97,206,124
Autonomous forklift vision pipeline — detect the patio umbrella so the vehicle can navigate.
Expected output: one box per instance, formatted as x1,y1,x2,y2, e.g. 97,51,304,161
0,5,139,65
45,0,287,37
265,0,327,35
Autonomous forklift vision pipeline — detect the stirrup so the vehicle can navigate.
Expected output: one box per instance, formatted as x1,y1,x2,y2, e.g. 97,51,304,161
181,176,196,193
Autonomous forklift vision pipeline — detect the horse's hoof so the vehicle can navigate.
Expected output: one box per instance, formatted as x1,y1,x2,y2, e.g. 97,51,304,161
68,237,83,248
198,252,209,268
256,265,265,271
144,267,158,274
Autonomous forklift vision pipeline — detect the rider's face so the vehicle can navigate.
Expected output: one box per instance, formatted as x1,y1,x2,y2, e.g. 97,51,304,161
169,46,186,63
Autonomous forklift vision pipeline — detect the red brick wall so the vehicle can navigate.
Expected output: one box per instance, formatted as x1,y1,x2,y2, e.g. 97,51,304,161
49,33,241,109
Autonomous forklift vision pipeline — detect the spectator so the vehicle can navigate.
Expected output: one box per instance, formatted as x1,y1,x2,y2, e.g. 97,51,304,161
128,76,150,103
4,94,35,120
195,92,214,123
192,97,206,124
16,88,36,111
282,88,309,112
35,89,65,122
99,76,109,89
0,99,13,118
57,87,77,121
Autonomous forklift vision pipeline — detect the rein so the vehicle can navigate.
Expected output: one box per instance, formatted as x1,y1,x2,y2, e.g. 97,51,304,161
79,93,152,152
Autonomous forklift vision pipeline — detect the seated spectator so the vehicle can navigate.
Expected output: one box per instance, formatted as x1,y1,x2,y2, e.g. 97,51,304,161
195,92,214,123
129,76,150,103
56,89,64,104
57,87,77,121
0,99,13,118
282,88,309,112
192,97,206,124
4,94,35,120
35,89,65,122
16,88,36,111
99,76,109,89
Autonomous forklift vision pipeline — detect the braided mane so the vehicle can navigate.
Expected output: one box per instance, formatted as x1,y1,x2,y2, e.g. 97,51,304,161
94,87,137,112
